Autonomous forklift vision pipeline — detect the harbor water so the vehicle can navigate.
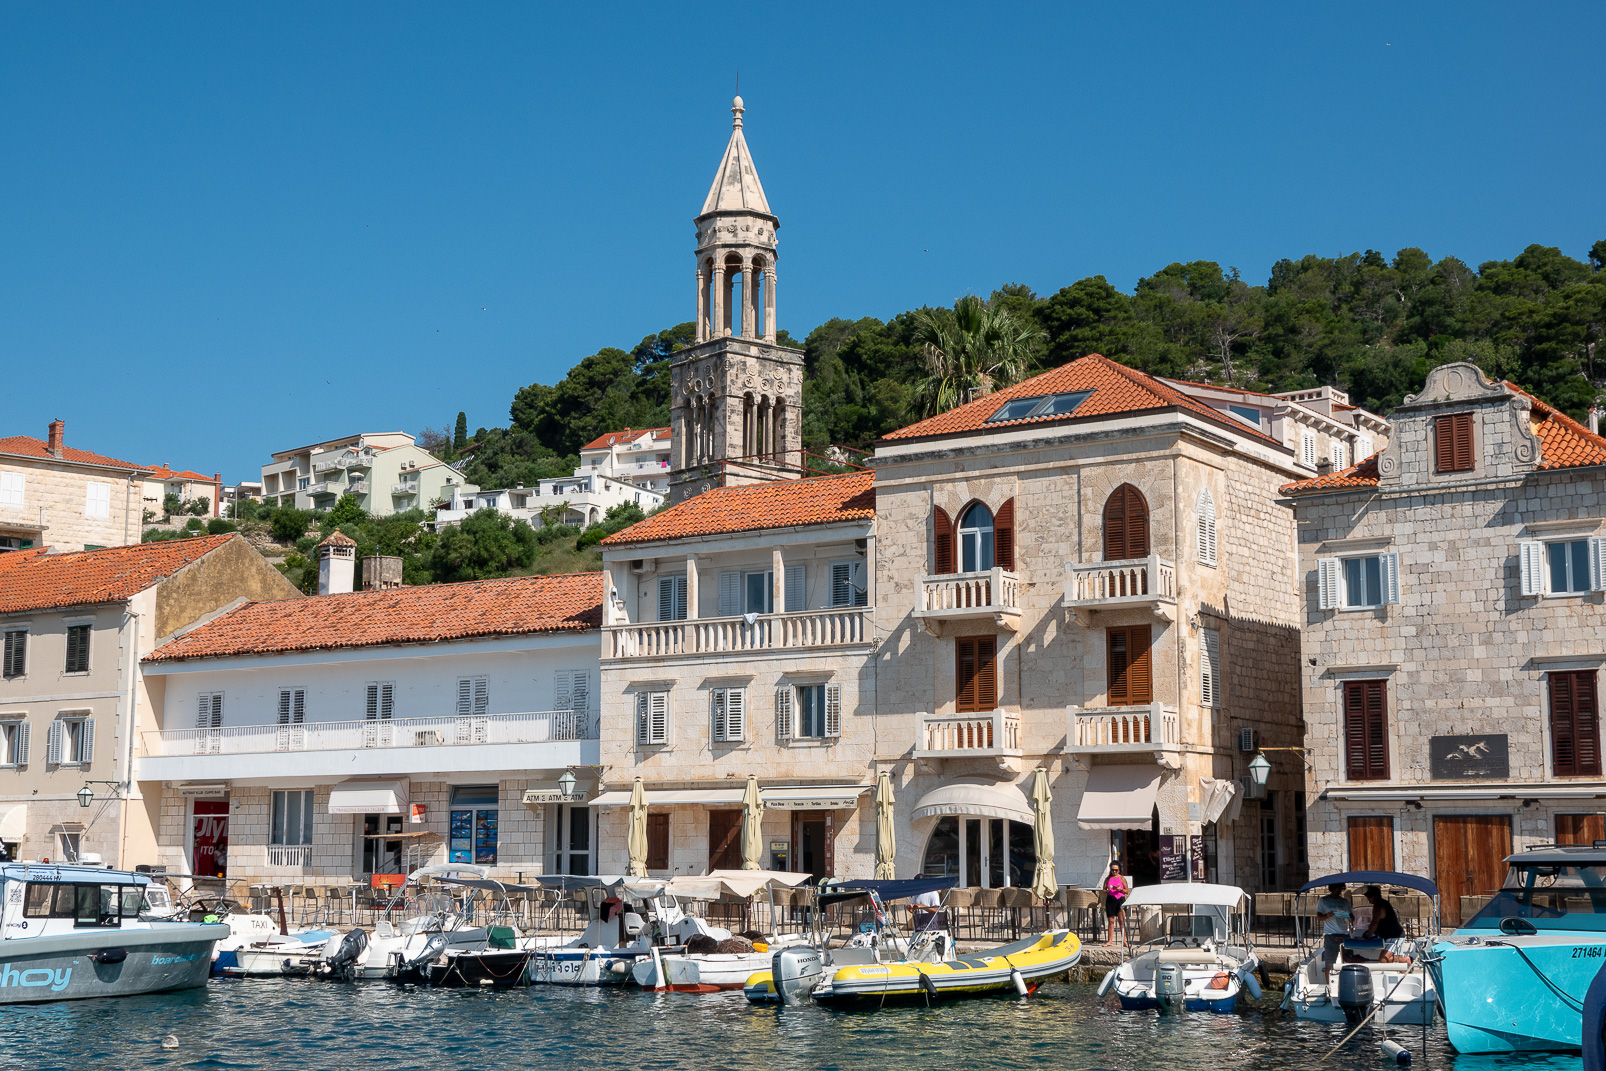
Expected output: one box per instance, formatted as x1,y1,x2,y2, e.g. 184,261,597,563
0,978,1586,1071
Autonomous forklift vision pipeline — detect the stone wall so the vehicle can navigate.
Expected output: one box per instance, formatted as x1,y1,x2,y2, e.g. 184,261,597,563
0,458,141,551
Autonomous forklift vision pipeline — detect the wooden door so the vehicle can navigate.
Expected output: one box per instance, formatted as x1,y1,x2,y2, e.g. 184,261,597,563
1347,816,1394,871
646,813,670,870
791,811,835,881
1556,813,1606,845
708,811,742,871
1434,815,1511,925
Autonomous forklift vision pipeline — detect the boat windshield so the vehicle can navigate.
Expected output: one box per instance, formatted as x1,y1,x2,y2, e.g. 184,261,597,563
1462,864,1606,931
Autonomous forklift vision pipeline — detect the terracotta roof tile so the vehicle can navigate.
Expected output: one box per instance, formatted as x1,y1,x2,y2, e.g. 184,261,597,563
601,471,875,547
1280,453,1382,495
144,464,216,482
881,354,1281,446
582,427,672,451
0,535,237,614
319,530,358,547
146,571,603,662
0,435,149,472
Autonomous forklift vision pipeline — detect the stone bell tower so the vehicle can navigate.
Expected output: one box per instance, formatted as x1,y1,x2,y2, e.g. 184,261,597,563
667,96,805,504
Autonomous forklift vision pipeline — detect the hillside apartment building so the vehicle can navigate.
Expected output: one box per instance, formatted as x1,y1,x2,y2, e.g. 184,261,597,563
259,432,463,516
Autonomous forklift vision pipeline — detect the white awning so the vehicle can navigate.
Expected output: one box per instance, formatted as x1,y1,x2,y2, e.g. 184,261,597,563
590,788,746,808
1077,766,1162,830
911,779,1034,824
0,804,25,841
761,786,870,810
328,780,409,815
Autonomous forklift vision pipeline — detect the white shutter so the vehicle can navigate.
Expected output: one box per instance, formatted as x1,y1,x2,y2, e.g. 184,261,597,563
1356,434,1374,460
785,565,806,612
1330,441,1347,470
379,683,394,719
1317,558,1340,610
1201,628,1220,707
824,684,841,738
78,719,94,765
1301,431,1317,468
278,690,293,725
1381,552,1400,605
726,687,745,741
718,572,740,616
198,694,211,728
46,720,63,765
14,722,28,766
456,678,473,717
636,692,650,744
1591,538,1606,593
712,688,728,741
366,683,380,719
776,687,794,740
292,689,305,723
1519,540,1545,596
1196,488,1217,567
0,472,23,507
649,692,669,745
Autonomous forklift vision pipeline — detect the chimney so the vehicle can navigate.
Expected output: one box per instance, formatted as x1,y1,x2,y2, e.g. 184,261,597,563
316,531,357,596
1316,457,1334,476
362,555,404,591
47,420,64,458
1591,408,1602,436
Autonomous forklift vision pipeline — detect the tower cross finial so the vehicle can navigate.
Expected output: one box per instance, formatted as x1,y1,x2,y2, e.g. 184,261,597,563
732,93,744,129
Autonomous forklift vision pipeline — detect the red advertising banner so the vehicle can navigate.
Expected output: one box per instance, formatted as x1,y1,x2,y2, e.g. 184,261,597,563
192,799,229,877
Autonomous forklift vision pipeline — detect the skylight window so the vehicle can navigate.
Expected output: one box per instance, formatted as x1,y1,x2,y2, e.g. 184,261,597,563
1229,405,1263,429
985,390,1093,424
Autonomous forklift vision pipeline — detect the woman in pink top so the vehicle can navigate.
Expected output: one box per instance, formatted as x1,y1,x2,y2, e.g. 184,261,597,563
1104,862,1131,944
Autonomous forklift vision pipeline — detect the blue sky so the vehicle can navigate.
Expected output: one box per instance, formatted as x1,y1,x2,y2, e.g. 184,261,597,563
2,3,1602,481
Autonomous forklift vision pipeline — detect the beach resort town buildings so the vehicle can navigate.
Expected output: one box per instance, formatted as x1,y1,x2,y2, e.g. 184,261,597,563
0,536,297,867
140,464,223,518
0,420,151,553
1286,361,1606,923
258,432,464,516
136,540,603,886
581,427,673,495
435,472,665,531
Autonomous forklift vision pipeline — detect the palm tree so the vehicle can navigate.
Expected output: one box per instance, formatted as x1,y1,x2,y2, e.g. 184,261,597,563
912,295,1045,417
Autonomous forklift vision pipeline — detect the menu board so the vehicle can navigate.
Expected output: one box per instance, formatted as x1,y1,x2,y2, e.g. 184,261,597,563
1158,834,1189,882
475,810,499,865
1190,834,1206,882
450,809,473,864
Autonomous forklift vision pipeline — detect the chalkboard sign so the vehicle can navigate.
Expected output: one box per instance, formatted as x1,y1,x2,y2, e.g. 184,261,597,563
1190,835,1206,882
1430,734,1510,780
1158,835,1189,882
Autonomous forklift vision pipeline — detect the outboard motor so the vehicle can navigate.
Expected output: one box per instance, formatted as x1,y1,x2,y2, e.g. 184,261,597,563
404,933,448,979
1155,962,1186,1013
1337,963,1375,1025
325,927,369,980
773,946,825,1006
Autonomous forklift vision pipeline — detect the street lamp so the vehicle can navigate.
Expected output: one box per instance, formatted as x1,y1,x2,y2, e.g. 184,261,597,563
1248,752,1272,789
557,769,578,799
77,785,94,809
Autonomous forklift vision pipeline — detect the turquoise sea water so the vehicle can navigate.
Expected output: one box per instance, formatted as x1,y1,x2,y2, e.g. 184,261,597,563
0,979,1585,1071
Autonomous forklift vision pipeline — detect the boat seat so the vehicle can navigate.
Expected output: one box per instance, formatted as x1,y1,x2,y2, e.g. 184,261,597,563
1156,948,1221,966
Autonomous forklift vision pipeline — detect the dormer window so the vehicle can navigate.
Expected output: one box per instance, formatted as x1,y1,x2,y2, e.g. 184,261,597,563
1435,412,1474,473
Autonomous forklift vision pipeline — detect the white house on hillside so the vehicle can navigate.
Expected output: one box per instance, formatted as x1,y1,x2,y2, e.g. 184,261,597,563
259,432,464,517
435,474,664,531
580,427,672,494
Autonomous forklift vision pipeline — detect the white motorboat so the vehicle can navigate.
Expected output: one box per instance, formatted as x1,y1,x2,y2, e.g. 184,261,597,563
308,864,492,980
1282,870,1438,1026
228,931,334,976
626,870,813,992
0,862,228,1003
1100,883,1261,1013
525,878,664,986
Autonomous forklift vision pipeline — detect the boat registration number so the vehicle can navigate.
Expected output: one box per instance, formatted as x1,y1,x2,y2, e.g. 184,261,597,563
1571,947,1606,959
857,967,891,975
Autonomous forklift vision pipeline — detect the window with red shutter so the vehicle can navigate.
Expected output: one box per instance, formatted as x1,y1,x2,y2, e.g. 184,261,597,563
1102,485,1149,561
955,636,997,713
1435,413,1474,474
1107,625,1152,704
933,506,955,575
994,498,1015,571
1343,680,1390,780
1551,671,1602,777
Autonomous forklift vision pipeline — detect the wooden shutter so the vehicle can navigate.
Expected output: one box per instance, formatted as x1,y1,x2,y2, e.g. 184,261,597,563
78,719,93,764
776,686,794,740
2,631,24,679
785,564,806,611
649,692,669,744
568,674,587,717
1344,680,1389,780
64,626,87,673
994,498,1016,570
1317,558,1340,610
1382,552,1400,605
933,506,955,574
1197,487,1217,567
1102,485,1149,561
1551,671,1603,777
718,571,741,616
1520,541,1546,596
635,692,650,744
709,811,743,871
46,720,63,765
646,813,670,870
473,676,489,715
1436,412,1474,473
1107,625,1152,704
366,683,380,720
712,688,728,741
1347,816,1395,870
955,638,978,712
831,562,853,607
278,690,293,725
727,688,745,741
824,683,842,738
456,678,473,717
13,722,28,766
197,693,222,728
1591,538,1606,593
1201,628,1220,707
956,636,998,713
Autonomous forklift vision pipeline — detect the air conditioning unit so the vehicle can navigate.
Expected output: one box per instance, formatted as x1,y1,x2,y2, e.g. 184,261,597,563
1238,728,1258,753
629,559,652,575
414,730,445,746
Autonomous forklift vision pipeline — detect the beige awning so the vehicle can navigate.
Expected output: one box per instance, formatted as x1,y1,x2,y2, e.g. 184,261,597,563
328,780,409,815
1077,766,1162,830
591,785,872,809
591,788,746,808
0,804,26,841
760,786,870,810
911,779,1035,824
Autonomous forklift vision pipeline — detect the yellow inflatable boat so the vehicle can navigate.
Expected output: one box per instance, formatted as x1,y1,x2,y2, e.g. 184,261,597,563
748,930,1080,1006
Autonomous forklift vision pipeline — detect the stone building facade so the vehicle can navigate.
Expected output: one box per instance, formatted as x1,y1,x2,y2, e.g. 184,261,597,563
1286,362,1606,922
0,420,151,552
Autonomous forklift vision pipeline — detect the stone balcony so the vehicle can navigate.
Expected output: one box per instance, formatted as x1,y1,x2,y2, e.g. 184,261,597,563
914,709,1023,772
913,568,1022,636
1063,555,1177,625
1064,703,1182,767
603,607,871,659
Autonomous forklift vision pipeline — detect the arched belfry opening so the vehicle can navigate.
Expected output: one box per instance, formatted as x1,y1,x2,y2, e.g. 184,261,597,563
669,97,803,504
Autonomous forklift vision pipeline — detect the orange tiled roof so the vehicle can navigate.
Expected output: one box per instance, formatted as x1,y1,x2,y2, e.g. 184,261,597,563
0,435,149,473
145,464,216,482
601,471,875,546
582,427,672,451
0,535,237,614
319,530,358,547
1280,453,1383,495
146,571,604,662
881,354,1281,446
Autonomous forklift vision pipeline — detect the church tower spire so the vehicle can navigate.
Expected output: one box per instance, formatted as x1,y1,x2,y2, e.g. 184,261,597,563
668,98,803,504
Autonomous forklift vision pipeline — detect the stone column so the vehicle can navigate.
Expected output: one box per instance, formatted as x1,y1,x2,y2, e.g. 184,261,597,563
764,269,777,342
685,556,700,620
739,258,754,339
712,266,726,338
772,547,785,613
695,267,708,343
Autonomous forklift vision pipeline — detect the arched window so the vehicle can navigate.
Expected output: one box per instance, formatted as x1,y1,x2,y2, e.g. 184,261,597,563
1196,486,1217,567
1102,484,1149,561
958,502,995,573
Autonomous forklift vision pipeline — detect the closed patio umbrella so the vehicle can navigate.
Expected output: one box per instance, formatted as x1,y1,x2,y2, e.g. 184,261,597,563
627,778,649,878
874,769,896,880
740,775,765,871
1030,767,1058,902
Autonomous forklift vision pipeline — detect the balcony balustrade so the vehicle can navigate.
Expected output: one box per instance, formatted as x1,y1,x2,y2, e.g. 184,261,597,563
1065,703,1182,766
1063,555,1177,625
346,480,368,495
148,708,595,758
604,607,870,659
266,845,311,869
392,482,418,495
913,568,1022,635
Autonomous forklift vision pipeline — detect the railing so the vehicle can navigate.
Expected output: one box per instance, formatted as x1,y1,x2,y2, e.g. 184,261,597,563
338,456,373,469
267,845,311,869
917,568,1022,615
1065,555,1176,605
605,607,871,659
346,480,368,495
312,461,340,475
918,709,1021,754
391,483,418,494
1068,703,1179,749
147,709,596,757
306,481,333,496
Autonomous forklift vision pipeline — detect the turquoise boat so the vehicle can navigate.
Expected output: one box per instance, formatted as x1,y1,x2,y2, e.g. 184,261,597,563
1429,844,1606,1053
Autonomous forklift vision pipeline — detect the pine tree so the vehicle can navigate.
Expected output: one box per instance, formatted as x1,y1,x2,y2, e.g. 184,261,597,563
453,411,468,450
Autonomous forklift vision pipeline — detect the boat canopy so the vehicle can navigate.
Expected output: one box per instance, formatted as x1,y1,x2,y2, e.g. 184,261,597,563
1499,845,1606,865
1298,870,1439,898
1122,883,1250,909
816,876,957,908
621,869,812,902
432,876,545,895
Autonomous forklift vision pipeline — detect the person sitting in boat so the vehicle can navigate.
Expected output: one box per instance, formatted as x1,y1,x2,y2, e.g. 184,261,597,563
1104,862,1130,945
1316,883,1353,980
1361,885,1404,941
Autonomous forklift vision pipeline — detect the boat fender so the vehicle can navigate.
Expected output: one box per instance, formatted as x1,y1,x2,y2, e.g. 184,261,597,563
919,972,940,999
608,959,631,975
649,946,666,991
1011,968,1029,997
1380,1039,1411,1065
1242,969,1262,1000
1096,969,1115,998
92,948,128,965
1278,979,1291,1012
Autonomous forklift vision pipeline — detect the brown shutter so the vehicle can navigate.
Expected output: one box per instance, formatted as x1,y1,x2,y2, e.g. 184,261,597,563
1347,816,1395,871
1103,485,1149,561
1126,625,1152,703
1344,680,1389,780
934,505,955,575
974,637,998,709
1107,629,1129,704
646,813,670,870
994,498,1015,571
1436,413,1474,474
1553,671,1602,777
708,811,742,871
956,638,979,712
